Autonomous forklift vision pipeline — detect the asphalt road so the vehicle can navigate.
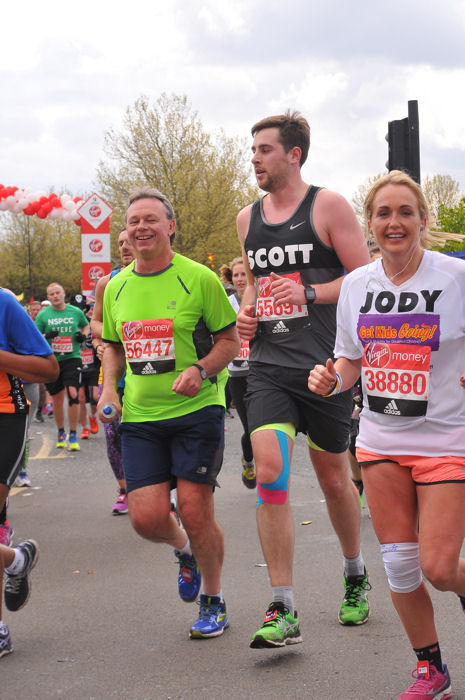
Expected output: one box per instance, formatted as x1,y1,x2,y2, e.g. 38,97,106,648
2,409,464,699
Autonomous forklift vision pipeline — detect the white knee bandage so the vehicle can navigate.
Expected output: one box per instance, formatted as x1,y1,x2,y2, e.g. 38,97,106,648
380,542,422,594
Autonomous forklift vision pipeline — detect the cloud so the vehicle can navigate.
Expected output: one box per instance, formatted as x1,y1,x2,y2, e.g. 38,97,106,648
177,0,465,68
1,0,464,205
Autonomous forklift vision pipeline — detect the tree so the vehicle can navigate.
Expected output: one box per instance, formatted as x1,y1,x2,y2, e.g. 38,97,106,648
351,174,384,228
97,93,259,268
0,211,82,298
422,174,462,223
432,197,465,252
436,197,465,234
351,172,465,254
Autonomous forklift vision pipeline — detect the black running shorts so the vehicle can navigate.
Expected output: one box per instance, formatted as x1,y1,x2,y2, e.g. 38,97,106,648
246,362,352,454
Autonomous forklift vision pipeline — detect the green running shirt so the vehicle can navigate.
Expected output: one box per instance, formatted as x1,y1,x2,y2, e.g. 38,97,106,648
35,304,88,361
102,253,236,422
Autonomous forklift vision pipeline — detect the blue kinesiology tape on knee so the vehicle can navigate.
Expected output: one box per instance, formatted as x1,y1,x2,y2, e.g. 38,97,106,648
257,430,290,507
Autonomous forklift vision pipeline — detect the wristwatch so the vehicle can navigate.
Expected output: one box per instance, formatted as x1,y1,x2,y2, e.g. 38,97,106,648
192,363,208,380
304,285,317,304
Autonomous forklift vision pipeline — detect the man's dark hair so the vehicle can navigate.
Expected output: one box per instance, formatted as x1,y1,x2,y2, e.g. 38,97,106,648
251,110,310,166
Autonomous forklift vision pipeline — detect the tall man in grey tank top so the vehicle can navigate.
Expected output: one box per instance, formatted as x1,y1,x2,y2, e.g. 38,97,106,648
236,111,371,649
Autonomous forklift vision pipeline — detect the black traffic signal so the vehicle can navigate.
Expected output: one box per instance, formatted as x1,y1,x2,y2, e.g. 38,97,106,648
386,100,420,183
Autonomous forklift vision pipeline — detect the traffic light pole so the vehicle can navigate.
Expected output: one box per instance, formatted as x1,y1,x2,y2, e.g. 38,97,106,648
386,100,421,183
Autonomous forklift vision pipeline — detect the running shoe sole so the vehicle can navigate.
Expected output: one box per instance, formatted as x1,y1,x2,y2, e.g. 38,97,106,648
250,632,302,648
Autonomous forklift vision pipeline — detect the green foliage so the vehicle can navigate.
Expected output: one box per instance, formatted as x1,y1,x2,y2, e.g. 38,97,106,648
432,197,465,252
97,93,259,269
0,210,83,299
422,174,462,222
437,197,465,234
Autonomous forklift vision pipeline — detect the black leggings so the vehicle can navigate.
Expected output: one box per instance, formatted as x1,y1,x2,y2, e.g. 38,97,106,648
229,375,253,463
0,413,28,522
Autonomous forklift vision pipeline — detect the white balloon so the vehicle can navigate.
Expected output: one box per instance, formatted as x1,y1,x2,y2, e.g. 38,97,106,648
60,194,71,204
0,201,8,211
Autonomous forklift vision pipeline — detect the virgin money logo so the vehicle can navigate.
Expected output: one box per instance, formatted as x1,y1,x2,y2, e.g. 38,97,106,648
89,238,103,253
364,342,390,368
89,265,105,280
257,276,272,296
89,205,102,218
123,321,143,340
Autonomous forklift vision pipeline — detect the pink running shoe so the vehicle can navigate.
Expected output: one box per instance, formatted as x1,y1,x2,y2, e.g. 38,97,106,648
0,521,13,546
398,662,452,700
112,492,128,515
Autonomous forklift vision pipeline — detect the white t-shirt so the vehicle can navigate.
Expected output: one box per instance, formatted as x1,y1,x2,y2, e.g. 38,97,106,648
335,250,465,456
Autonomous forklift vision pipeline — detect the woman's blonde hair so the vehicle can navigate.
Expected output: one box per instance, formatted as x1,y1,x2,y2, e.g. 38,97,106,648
364,170,433,248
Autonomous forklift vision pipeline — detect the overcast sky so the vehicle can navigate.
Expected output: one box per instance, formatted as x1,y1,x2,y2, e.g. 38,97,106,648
1,0,465,205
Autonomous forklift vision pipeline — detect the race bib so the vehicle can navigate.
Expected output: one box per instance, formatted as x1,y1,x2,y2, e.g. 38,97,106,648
80,348,94,367
51,336,72,354
122,319,175,375
232,339,250,368
362,342,430,417
255,272,309,335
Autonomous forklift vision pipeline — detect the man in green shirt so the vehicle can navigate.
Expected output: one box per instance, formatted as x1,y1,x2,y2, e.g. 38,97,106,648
35,283,89,451
99,187,239,639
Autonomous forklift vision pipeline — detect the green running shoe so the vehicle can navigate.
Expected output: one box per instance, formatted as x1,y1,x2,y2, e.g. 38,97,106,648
338,567,371,625
250,602,302,648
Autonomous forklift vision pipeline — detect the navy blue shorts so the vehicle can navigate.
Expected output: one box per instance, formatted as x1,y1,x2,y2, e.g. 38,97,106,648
120,405,225,493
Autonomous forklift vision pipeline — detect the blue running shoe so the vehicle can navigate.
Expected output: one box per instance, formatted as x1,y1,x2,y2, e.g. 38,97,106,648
189,595,229,638
175,551,201,602
0,623,13,658
56,430,67,448
67,433,80,452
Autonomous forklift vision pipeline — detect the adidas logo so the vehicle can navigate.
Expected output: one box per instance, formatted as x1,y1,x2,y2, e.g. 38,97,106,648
141,362,155,374
384,399,401,415
272,320,289,334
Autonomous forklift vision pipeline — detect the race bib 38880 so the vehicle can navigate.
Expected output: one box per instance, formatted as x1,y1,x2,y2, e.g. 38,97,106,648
362,342,431,416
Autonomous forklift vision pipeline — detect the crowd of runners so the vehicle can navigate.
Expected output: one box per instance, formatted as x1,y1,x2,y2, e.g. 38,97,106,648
1,110,465,700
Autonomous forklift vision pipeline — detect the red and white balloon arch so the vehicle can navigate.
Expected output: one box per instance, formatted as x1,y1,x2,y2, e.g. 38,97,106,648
0,185,115,295
0,184,83,223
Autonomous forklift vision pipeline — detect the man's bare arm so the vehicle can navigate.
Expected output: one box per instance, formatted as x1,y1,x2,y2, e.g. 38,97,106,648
90,273,111,361
270,190,370,307
97,342,126,421
172,326,239,398
0,351,59,383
